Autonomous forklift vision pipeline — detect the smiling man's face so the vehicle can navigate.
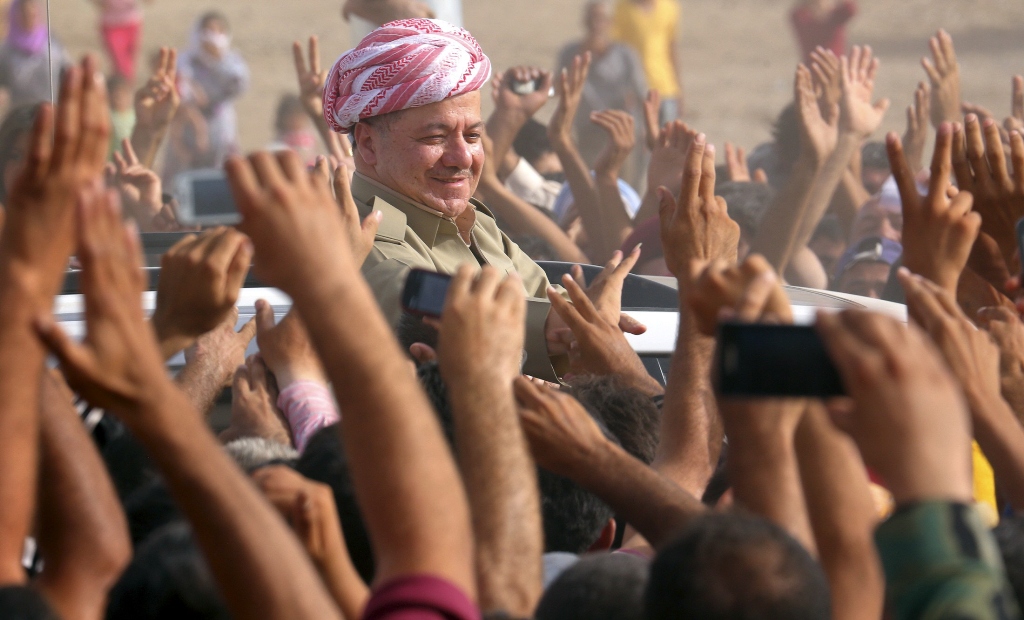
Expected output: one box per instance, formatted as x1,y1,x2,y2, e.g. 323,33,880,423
354,91,485,218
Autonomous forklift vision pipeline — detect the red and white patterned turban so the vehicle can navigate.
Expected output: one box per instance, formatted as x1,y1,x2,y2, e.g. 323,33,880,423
322,18,492,134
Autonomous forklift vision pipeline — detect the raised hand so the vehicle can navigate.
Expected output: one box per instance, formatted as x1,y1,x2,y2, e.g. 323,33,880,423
591,109,636,180
656,135,740,284
978,305,1024,422
184,307,257,388
221,355,291,446
796,63,838,165
839,46,889,139
888,124,979,294
151,227,253,357
111,138,164,231
226,151,359,293
951,115,1024,269
548,52,591,147
646,120,695,199
724,142,766,183
312,156,381,265
687,255,793,336
513,377,611,475
816,310,973,505
254,300,326,389
132,47,179,166
494,66,552,118
903,81,931,174
922,29,961,128
36,187,168,414
570,245,642,329
1006,75,1024,135
2,56,110,304
293,36,327,121
809,46,841,122
550,251,661,395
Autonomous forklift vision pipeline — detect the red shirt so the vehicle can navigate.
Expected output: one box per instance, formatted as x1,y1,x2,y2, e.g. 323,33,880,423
363,575,481,620
790,1,857,62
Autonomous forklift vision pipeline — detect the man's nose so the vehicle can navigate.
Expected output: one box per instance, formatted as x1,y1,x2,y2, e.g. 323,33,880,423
441,135,474,170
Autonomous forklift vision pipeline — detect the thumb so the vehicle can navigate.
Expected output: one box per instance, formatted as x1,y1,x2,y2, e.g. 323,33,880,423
409,342,437,364
255,299,276,336
619,313,647,335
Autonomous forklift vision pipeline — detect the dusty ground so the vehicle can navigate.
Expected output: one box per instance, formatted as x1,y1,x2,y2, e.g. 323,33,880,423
50,0,1024,158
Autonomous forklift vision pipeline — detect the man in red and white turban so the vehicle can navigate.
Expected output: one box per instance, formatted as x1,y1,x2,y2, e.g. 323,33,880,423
321,18,576,381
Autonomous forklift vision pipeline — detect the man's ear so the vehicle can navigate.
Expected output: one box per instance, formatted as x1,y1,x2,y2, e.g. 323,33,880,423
353,122,379,166
587,518,617,552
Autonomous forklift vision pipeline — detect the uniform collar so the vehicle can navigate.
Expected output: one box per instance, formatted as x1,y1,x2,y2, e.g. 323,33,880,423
350,172,495,248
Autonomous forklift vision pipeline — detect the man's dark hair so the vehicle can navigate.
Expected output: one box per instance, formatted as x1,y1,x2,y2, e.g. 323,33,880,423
811,213,844,243
198,10,229,31
994,515,1024,608
96,415,159,501
124,479,182,547
0,586,60,620
513,118,554,167
534,553,649,620
106,522,230,620
571,375,660,465
296,423,376,583
771,104,801,174
397,312,439,358
646,513,831,620
714,181,776,240
274,94,306,134
0,104,41,203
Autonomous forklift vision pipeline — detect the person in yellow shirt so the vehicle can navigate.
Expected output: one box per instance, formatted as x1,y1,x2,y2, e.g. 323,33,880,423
612,0,683,124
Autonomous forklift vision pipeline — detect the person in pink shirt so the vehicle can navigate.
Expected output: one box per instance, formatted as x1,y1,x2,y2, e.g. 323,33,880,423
92,0,147,80
790,0,857,63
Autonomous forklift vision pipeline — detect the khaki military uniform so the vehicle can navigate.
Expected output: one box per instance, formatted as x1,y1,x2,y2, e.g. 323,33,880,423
352,173,559,381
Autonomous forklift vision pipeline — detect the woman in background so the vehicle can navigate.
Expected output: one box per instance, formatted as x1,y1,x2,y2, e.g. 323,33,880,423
0,0,70,109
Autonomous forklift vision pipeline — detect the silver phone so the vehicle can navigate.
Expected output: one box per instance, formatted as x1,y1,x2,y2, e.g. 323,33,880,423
174,169,240,226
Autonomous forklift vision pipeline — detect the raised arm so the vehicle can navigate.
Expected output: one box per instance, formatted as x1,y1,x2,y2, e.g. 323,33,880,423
130,47,180,168
922,30,961,129
225,150,476,596
293,37,350,163
39,186,343,620
437,266,543,617
33,372,132,620
590,110,638,258
174,309,256,417
486,65,552,179
0,57,109,585
514,379,705,550
653,135,740,496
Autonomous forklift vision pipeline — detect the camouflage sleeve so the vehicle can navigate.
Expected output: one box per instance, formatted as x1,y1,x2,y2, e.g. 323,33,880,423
875,501,1021,620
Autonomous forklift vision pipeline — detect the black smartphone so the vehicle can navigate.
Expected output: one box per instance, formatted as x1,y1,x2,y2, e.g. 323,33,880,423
715,322,846,398
1016,218,1024,278
401,269,452,318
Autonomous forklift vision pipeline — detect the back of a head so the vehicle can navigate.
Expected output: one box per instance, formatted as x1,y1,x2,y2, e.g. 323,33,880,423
106,522,230,620
715,181,777,241
514,118,554,167
535,553,649,620
296,423,377,583
646,513,830,620
571,375,660,465
994,515,1024,607
0,586,60,620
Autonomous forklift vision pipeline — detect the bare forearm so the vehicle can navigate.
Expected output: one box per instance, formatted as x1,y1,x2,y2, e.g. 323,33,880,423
129,126,166,169
967,389,1024,511
749,154,820,275
316,547,370,620
130,385,343,620
291,272,475,592
449,381,542,616
0,286,45,583
575,441,705,549
487,110,530,182
792,134,861,263
832,169,871,236
552,137,605,249
794,404,883,620
36,373,131,620
175,358,227,417
477,179,589,264
654,307,717,496
593,172,636,261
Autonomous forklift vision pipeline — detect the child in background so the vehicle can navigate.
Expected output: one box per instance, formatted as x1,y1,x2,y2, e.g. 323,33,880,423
92,0,147,81
268,94,318,167
790,0,857,63
107,73,134,156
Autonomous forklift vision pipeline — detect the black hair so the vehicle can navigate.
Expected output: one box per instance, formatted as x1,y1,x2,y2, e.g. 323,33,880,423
198,10,229,32
296,423,376,583
123,479,182,547
535,552,649,620
861,141,888,170
646,513,831,620
0,104,41,203
771,104,801,174
513,118,554,167
570,375,660,465
994,515,1024,609
274,94,306,134
397,312,439,358
714,181,776,240
811,213,844,242
0,587,60,620
96,414,160,502
106,522,230,620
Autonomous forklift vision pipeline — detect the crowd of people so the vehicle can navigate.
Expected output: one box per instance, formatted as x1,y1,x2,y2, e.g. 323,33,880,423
0,0,1023,619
